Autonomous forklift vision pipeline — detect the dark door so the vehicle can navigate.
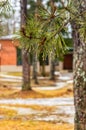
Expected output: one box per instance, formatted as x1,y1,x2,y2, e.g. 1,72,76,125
63,54,73,70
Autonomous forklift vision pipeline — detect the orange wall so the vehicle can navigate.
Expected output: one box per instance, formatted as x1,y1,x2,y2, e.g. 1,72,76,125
0,39,17,65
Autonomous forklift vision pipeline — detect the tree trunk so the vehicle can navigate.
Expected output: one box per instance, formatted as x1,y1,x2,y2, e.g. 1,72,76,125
32,0,42,84
41,60,46,77
49,0,56,81
22,50,31,90
32,52,38,84
20,0,31,90
50,58,55,80
72,23,86,130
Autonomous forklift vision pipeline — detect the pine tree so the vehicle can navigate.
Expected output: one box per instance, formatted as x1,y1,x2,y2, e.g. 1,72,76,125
71,0,86,129
20,0,31,90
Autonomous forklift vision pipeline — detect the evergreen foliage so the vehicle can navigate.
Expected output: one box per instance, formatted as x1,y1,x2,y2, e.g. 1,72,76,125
0,0,12,36
27,0,36,16
16,0,86,63
0,0,12,18
17,2,69,60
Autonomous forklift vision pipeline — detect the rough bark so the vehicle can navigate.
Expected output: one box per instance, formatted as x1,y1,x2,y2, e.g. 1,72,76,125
72,23,86,130
32,0,42,84
22,50,31,90
41,60,46,77
32,52,38,84
20,0,31,90
49,0,56,81
50,59,56,80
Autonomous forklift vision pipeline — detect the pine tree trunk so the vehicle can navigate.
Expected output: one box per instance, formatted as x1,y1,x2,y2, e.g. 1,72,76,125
33,52,38,84
50,59,55,80
22,50,31,90
41,61,46,77
32,0,42,84
49,0,56,81
72,23,86,130
20,0,31,90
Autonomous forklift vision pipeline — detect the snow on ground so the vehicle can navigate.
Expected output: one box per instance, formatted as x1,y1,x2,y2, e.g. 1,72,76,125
0,72,73,89
0,72,74,123
0,97,74,124
0,97,74,106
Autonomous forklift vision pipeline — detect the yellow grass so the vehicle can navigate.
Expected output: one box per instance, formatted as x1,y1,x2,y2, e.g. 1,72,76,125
0,104,56,111
0,108,17,116
0,78,74,130
33,84,73,97
0,120,74,130
0,82,73,99
0,86,73,98
7,72,22,76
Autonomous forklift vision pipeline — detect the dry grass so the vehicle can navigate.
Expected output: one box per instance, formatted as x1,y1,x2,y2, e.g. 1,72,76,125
0,108,17,116
0,78,74,130
31,78,57,87
0,82,73,99
0,120,74,130
0,104,57,111
0,105,74,130
7,72,22,76
33,83,73,97
0,86,20,98
0,77,73,99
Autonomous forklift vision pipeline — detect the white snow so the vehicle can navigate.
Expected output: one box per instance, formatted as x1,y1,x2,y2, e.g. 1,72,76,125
0,97,74,106
0,97,74,124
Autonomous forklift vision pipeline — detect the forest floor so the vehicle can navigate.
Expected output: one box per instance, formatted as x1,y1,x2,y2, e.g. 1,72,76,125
0,72,74,130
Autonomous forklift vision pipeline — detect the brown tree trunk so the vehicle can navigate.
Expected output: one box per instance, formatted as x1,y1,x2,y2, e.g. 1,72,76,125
72,23,86,130
32,0,42,84
41,60,46,77
50,58,56,80
32,52,38,84
22,50,31,90
49,0,56,81
20,0,31,90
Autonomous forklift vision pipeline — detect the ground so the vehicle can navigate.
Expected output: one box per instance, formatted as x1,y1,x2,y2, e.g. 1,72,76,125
0,120,73,130
0,77,73,98
0,73,74,130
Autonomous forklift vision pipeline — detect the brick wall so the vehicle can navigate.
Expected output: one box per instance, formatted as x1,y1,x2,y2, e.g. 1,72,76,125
0,39,17,65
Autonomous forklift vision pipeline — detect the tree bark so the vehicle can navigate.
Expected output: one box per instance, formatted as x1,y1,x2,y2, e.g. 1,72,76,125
72,23,86,130
50,59,55,80
32,0,42,84
32,52,38,84
20,0,31,90
22,50,31,90
41,60,46,77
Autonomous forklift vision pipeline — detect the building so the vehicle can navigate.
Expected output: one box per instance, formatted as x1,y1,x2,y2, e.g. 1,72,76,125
0,36,73,72
0,35,21,72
